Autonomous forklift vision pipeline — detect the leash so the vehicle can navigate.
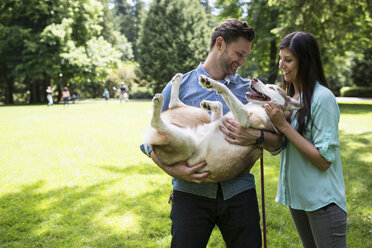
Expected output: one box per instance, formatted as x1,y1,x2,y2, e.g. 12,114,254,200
260,155,267,248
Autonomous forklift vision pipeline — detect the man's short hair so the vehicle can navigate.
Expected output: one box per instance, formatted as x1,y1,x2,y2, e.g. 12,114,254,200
210,19,255,49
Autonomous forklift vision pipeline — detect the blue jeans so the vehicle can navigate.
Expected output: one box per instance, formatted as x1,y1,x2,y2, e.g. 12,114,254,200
289,203,347,248
170,185,261,248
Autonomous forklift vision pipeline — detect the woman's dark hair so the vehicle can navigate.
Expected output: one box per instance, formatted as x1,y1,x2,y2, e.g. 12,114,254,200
210,19,255,49
279,31,328,135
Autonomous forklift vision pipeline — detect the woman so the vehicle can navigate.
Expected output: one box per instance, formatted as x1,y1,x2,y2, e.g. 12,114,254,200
264,31,347,247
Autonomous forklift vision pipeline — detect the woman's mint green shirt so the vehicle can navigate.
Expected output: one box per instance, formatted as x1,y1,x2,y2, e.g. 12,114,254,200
276,82,347,213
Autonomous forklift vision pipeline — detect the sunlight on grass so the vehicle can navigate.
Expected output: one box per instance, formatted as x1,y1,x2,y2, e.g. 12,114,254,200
1,100,371,247
93,208,141,234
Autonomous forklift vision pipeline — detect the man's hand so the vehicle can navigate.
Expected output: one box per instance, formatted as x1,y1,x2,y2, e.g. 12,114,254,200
220,119,260,146
151,151,210,184
165,160,210,184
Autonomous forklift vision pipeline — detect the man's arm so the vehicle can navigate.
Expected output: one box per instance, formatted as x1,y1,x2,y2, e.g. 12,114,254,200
141,143,210,183
150,150,210,184
220,119,284,153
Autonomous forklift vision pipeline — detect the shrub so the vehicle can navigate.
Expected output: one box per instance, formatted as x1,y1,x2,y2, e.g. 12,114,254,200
130,82,153,99
340,87,372,97
351,48,372,87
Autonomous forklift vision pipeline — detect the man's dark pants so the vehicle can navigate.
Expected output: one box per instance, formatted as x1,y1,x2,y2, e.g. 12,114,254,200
170,185,262,248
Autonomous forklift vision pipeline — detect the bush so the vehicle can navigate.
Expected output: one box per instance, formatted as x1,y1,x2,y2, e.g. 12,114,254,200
340,86,372,97
351,48,372,87
130,88,152,99
129,82,153,99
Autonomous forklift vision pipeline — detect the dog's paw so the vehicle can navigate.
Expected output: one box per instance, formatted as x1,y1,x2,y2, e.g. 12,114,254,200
200,100,211,111
199,75,215,89
200,100,222,112
171,73,183,86
152,93,163,107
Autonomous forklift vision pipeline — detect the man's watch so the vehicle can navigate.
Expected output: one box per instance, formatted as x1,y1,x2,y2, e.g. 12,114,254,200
255,129,264,145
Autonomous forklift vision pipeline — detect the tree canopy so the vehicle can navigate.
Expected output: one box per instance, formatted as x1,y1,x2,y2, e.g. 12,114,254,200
215,0,372,92
137,0,211,93
0,0,371,103
0,0,128,103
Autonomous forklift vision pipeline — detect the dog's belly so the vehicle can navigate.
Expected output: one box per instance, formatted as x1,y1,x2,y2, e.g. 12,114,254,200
187,126,262,183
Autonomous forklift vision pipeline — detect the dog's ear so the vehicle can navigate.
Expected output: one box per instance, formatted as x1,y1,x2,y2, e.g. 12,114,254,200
288,97,303,110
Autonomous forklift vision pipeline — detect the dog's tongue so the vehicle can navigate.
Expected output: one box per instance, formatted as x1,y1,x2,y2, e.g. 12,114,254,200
246,91,270,101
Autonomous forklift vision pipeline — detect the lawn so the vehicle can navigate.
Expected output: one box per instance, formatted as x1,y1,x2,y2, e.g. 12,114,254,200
0,99,371,247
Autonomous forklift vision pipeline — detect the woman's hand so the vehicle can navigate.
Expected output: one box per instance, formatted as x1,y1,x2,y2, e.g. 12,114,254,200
264,102,289,133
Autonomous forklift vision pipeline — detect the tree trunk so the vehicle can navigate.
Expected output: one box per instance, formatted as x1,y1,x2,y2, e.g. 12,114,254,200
267,39,278,84
5,79,14,104
29,80,42,103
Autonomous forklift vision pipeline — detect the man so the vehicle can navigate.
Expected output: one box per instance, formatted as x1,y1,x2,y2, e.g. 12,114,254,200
46,86,54,106
119,83,129,103
141,19,282,247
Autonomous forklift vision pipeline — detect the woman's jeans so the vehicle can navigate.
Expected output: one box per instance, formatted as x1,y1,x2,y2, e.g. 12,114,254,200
290,203,347,248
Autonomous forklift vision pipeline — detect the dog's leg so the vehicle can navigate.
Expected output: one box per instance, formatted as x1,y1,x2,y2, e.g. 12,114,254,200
151,93,168,131
169,73,186,109
199,75,251,126
200,100,223,121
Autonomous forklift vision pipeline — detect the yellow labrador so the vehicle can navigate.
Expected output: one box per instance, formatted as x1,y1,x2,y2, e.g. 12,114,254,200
145,73,301,182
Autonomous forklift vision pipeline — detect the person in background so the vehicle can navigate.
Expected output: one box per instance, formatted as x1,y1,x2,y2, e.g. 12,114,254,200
119,83,129,103
62,87,70,106
141,19,283,248
46,86,54,106
103,88,110,102
264,31,347,248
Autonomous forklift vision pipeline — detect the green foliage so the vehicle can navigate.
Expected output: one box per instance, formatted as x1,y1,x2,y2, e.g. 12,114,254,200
138,0,211,94
0,101,371,247
105,61,152,99
112,0,145,59
0,0,128,103
340,87,372,97
2,0,372,102
215,0,372,92
129,85,153,99
351,48,372,87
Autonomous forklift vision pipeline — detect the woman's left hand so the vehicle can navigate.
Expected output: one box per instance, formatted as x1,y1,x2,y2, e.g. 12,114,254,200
264,102,288,132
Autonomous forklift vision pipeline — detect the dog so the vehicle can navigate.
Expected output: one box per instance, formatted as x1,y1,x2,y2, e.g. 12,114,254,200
144,73,302,182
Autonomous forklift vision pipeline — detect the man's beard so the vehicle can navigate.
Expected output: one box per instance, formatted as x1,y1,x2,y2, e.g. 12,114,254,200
218,50,238,75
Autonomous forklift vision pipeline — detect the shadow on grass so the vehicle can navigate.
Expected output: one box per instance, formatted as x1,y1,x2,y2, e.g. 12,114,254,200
0,165,172,247
339,130,372,242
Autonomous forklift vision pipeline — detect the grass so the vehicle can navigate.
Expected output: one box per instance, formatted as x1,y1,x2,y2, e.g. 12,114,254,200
0,99,371,247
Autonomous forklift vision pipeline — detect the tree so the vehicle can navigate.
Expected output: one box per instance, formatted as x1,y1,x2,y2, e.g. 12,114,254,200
215,0,372,93
0,0,126,103
351,48,372,87
138,0,211,94
268,0,372,89
215,0,281,83
112,0,145,60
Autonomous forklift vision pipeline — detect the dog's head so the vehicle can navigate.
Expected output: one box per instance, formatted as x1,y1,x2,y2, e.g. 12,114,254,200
246,77,302,117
